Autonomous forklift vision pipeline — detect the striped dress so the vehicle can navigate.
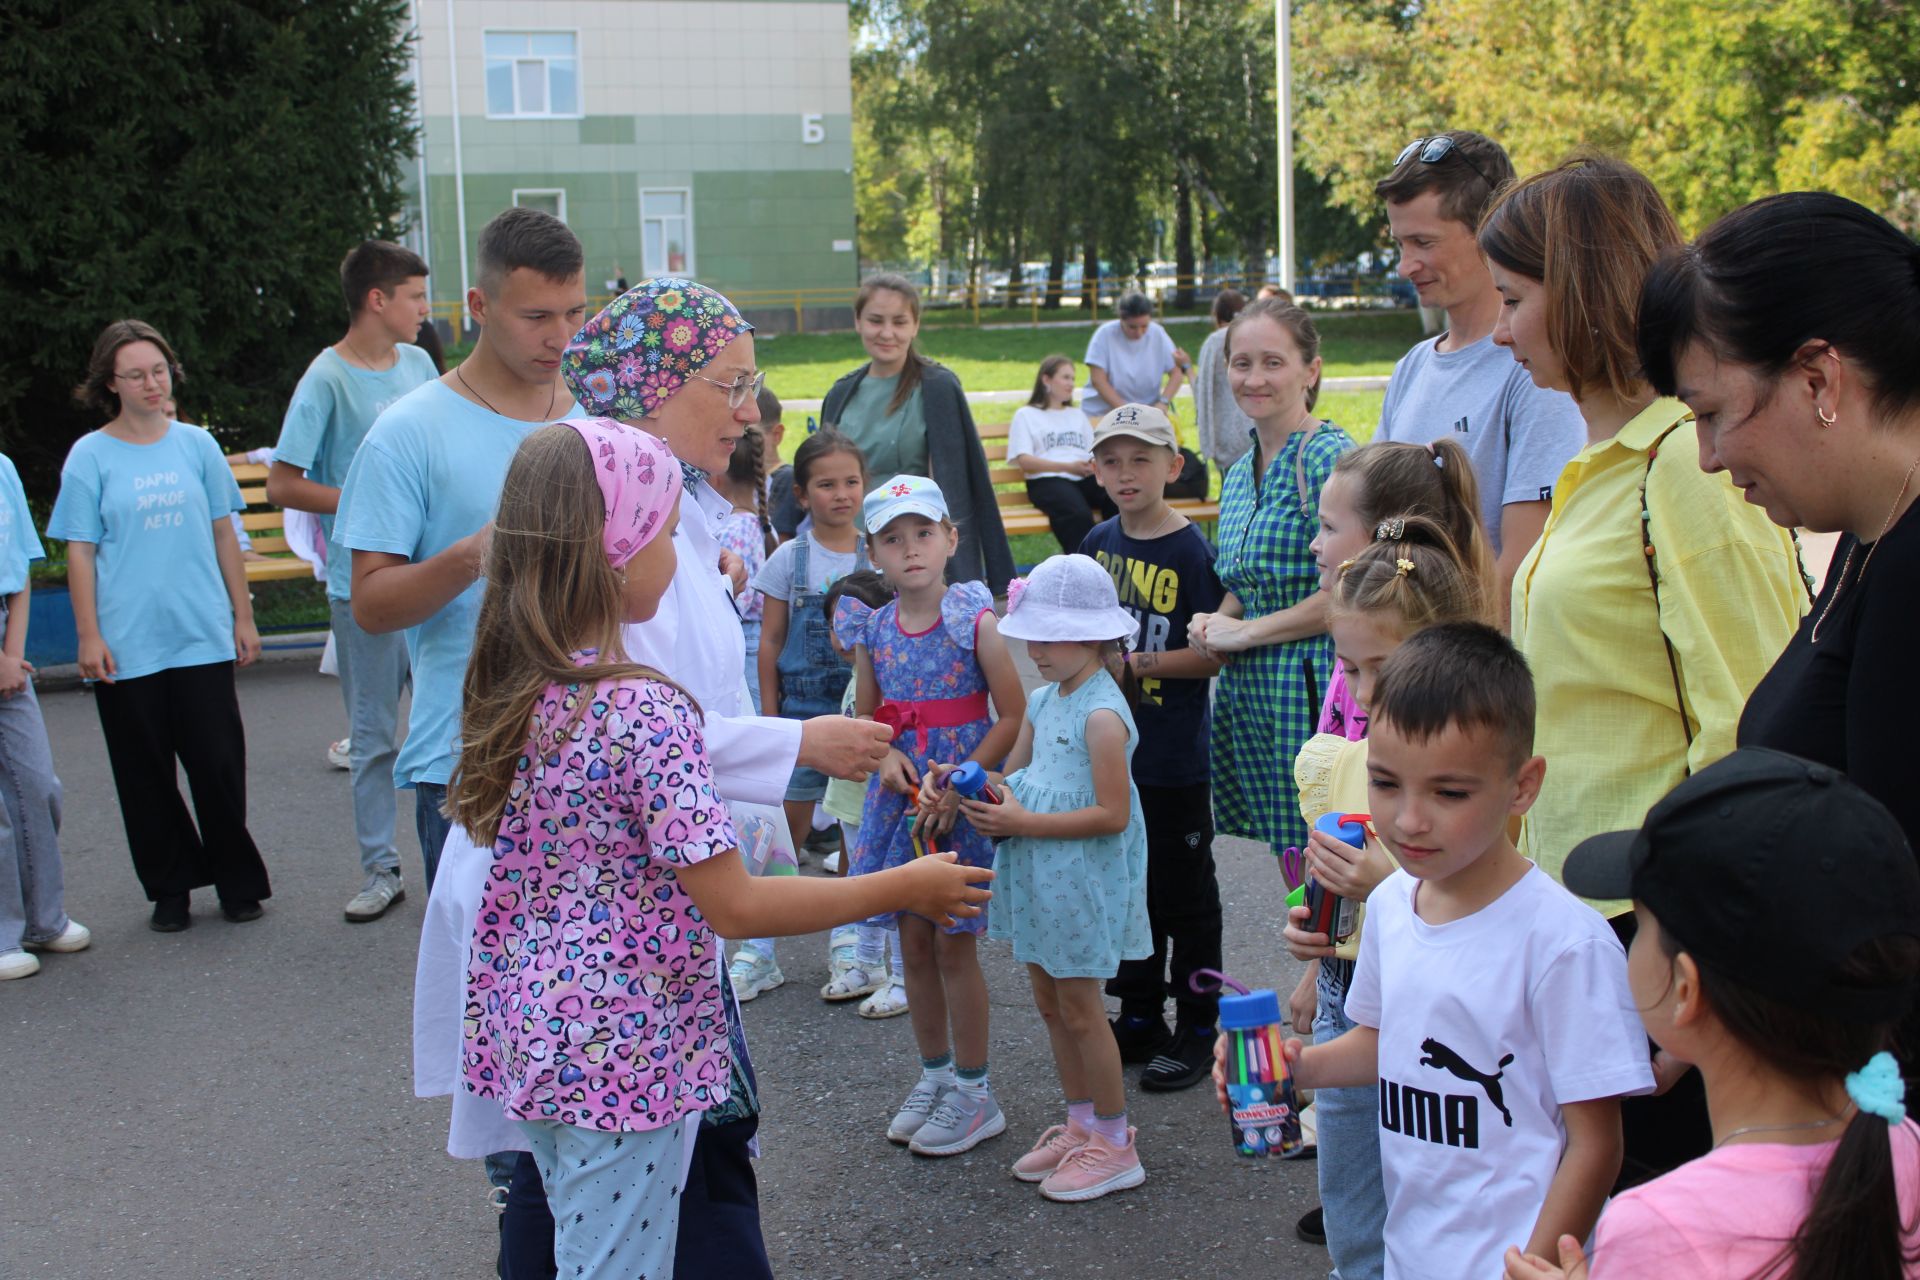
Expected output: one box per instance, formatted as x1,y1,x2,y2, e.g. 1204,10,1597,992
1211,422,1355,849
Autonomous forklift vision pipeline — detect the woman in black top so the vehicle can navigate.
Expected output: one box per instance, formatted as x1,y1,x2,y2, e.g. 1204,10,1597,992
1639,191,1920,1081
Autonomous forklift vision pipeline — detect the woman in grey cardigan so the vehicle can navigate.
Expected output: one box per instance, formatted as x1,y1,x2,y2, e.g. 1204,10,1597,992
821,274,1015,591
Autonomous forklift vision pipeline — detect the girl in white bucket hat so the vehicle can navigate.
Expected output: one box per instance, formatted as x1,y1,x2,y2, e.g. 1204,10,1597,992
942,553,1152,1201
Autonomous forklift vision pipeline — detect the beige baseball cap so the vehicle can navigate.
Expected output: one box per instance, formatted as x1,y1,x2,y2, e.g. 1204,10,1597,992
1092,403,1179,451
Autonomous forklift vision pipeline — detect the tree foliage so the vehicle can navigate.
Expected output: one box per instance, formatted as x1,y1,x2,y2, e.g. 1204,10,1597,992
0,0,419,498
1293,0,1920,235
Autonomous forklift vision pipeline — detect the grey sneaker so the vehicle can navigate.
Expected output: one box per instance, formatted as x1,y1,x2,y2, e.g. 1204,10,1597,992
908,1087,1007,1156
343,870,405,923
886,1078,950,1145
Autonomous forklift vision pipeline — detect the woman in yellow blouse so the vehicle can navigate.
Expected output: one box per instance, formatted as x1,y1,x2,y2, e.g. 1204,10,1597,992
1479,157,1808,897
1480,155,1808,1185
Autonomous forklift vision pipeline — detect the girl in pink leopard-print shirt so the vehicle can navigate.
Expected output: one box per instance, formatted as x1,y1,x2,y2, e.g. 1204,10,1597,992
448,418,993,1278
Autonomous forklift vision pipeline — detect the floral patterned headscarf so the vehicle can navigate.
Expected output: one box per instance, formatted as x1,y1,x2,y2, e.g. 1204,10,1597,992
562,278,754,420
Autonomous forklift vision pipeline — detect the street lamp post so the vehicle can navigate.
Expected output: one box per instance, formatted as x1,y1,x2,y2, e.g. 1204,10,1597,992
1275,0,1294,294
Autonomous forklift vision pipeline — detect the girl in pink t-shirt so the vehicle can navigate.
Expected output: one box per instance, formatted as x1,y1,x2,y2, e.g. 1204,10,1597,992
449,419,992,1279
1511,753,1920,1280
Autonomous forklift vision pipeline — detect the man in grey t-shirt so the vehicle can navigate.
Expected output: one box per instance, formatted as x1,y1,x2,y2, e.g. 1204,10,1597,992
1373,131,1586,619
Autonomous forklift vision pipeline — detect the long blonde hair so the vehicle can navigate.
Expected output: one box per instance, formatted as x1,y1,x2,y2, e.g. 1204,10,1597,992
449,425,695,844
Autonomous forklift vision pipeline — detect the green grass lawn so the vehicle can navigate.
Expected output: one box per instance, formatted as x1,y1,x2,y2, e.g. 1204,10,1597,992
757,310,1420,403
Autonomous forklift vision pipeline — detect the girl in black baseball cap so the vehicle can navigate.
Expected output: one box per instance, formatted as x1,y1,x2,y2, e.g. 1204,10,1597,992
1506,747,1920,1280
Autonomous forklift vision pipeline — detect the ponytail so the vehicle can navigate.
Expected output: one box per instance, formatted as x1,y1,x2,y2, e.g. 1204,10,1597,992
1331,441,1496,622
855,272,928,415
1655,929,1920,1280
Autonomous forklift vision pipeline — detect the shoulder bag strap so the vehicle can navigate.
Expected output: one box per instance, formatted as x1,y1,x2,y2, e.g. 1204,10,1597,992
1639,420,1694,762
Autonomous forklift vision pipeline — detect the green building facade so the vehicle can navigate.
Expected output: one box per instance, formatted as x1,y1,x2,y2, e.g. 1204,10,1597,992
407,0,857,330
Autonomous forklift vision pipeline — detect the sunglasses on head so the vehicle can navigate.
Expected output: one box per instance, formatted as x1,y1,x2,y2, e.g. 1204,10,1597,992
1395,136,1495,191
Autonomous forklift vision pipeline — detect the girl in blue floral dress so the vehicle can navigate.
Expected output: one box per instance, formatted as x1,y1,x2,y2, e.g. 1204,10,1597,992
833,474,1027,1158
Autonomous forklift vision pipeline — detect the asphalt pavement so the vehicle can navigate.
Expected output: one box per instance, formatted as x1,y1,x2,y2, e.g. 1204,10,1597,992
2,658,1323,1279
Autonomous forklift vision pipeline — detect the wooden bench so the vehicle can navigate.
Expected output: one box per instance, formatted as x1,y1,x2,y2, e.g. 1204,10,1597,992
976,425,1221,542
229,461,323,584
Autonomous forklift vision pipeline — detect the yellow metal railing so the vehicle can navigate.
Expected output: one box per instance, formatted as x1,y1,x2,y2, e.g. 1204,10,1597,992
426,272,1404,334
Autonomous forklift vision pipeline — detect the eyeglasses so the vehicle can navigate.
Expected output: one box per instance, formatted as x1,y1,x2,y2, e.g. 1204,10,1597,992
688,369,766,410
1395,136,1496,192
113,365,170,386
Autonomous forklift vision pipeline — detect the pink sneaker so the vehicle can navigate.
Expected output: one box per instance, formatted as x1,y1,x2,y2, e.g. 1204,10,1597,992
1011,1123,1088,1183
1039,1127,1145,1202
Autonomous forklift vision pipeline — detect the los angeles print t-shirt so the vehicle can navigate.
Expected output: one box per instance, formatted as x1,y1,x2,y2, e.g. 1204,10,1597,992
1345,866,1654,1279
47,422,245,680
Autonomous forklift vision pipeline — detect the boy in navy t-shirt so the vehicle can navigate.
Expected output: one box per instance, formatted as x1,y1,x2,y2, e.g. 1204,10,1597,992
1079,403,1225,1090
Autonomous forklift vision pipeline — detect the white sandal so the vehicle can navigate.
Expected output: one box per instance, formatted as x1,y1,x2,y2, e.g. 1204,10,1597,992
821,962,886,1002
858,982,910,1019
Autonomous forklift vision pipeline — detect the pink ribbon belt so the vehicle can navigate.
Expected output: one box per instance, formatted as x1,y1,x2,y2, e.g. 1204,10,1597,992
873,693,990,754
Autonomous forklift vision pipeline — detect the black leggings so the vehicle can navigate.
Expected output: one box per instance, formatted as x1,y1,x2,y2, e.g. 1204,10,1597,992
1025,475,1114,555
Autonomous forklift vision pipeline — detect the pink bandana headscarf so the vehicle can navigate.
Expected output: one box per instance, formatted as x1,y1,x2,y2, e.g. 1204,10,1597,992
564,417,682,567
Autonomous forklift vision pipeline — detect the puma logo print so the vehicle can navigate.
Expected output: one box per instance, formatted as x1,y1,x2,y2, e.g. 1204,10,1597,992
1420,1038,1515,1127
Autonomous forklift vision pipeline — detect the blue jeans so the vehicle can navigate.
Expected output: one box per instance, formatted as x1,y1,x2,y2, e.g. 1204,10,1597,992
413,782,450,891
740,618,762,713
0,673,65,953
1315,959,1387,1280
330,600,409,879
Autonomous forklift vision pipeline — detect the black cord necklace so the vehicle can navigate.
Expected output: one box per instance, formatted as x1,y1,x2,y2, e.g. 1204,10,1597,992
456,364,556,422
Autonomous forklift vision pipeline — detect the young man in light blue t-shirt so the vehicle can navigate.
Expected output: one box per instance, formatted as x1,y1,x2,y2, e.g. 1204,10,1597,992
269,240,436,922
336,208,585,892
1373,131,1587,624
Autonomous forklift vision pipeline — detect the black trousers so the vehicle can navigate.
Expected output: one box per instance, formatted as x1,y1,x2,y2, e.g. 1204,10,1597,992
1025,476,1114,556
1107,780,1224,1029
497,1115,773,1280
92,660,269,903
1607,910,1712,1189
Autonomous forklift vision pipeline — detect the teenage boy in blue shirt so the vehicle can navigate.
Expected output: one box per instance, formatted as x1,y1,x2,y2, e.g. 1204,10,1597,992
270,240,437,922
336,208,587,890
1080,403,1226,1090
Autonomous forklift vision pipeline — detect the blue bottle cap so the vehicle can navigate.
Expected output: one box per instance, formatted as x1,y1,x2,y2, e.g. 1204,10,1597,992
1218,988,1283,1031
949,760,989,797
1314,812,1367,849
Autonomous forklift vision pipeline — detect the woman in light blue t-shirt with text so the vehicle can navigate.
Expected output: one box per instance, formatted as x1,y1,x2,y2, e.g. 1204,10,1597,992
49,319,269,932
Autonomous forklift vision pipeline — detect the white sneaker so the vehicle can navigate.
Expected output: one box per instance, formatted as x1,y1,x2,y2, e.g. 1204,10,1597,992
327,738,352,771
344,870,406,923
887,1078,951,1144
0,949,40,980
24,920,91,953
728,950,784,1002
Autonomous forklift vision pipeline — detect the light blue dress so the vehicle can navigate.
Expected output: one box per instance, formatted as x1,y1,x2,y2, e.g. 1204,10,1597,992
991,670,1151,979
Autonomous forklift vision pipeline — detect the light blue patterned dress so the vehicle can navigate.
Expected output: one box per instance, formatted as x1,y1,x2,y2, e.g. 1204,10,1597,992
990,670,1150,979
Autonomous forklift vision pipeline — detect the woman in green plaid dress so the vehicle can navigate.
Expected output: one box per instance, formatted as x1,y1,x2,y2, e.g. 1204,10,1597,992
1189,303,1354,850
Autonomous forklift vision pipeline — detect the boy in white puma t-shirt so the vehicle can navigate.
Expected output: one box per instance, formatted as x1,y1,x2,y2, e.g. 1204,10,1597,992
1270,623,1652,1279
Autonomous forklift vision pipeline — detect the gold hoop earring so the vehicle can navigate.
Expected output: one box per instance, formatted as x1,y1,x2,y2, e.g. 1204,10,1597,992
1817,407,1837,428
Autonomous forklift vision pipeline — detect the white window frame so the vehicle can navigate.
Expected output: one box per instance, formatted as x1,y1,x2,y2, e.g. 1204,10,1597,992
481,28,584,120
639,186,696,278
511,187,568,223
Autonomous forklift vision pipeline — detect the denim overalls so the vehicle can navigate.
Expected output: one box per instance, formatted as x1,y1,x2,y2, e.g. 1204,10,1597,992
775,532,869,717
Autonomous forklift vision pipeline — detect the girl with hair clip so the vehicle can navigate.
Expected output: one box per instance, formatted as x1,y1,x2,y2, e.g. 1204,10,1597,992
1189,299,1355,860
1283,515,1492,1278
1309,437,1495,742
713,421,775,710
1511,750,1920,1280
820,274,1014,591
1483,157,1811,1181
450,419,991,1279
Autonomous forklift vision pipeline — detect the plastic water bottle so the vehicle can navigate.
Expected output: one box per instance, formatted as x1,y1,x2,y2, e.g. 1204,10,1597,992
1220,987,1304,1158
947,760,1001,804
1303,812,1368,945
